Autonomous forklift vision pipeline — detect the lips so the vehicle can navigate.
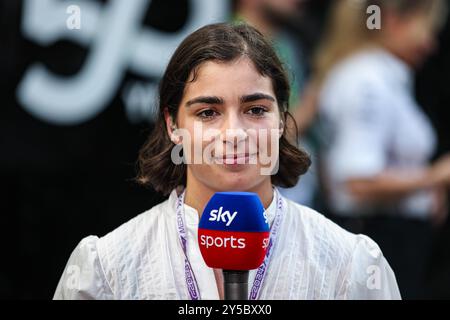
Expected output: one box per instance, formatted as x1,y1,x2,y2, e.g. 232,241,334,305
215,153,258,165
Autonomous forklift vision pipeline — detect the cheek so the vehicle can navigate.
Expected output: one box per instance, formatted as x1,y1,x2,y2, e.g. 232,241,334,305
246,112,281,131
249,126,280,156
409,21,434,49
248,113,281,146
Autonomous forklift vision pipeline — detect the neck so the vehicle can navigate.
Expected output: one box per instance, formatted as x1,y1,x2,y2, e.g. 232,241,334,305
184,172,274,218
377,36,415,68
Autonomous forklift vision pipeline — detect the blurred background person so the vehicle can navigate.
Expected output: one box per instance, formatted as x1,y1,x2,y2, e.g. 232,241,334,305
314,0,450,299
232,0,323,208
233,0,307,108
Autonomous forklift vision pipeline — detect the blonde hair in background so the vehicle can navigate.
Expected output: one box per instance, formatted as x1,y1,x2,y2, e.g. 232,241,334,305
313,0,447,85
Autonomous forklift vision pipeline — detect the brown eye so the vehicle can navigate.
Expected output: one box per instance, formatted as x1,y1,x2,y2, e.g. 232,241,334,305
246,106,267,116
197,109,219,119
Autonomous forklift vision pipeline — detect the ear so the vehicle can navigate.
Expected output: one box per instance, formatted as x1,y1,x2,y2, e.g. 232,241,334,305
163,108,180,144
279,116,285,138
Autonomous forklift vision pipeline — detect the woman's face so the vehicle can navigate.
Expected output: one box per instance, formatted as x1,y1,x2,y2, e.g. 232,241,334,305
172,57,282,192
385,9,440,67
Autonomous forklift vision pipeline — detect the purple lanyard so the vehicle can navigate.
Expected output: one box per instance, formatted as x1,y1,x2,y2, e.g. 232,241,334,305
176,191,201,300
175,188,284,300
249,190,283,300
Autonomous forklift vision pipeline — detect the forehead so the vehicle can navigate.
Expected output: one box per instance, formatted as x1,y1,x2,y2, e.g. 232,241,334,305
182,57,275,100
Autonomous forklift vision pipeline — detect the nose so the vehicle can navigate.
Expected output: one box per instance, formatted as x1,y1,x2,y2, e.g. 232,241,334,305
222,111,248,147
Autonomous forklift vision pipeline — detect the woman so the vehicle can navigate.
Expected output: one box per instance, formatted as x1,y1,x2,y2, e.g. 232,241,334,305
54,23,400,300
315,0,450,299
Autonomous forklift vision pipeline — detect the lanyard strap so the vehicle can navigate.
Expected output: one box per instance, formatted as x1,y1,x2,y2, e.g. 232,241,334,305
175,188,284,300
249,190,283,300
176,191,201,300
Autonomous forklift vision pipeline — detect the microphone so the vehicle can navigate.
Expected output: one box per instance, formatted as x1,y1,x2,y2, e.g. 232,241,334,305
198,192,270,300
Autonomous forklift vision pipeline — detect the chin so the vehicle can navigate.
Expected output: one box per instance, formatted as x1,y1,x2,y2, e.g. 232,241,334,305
406,52,428,69
212,169,264,192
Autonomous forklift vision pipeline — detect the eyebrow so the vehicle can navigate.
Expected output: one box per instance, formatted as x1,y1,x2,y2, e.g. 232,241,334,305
240,93,275,104
185,92,275,107
186,96,224,107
